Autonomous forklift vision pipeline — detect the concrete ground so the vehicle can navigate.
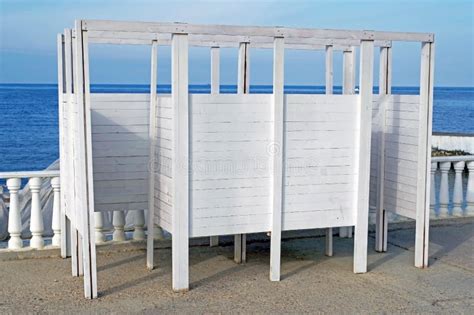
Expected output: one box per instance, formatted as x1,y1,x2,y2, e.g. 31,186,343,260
0,220,473,314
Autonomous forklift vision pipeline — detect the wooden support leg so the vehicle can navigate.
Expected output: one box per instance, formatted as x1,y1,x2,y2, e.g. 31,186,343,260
210,236,219,247
325,228,333,257
375,209,388,252
270,230,281,281
71,228,79,276
62,216,71,258
78,234,84,276
234,234,246,263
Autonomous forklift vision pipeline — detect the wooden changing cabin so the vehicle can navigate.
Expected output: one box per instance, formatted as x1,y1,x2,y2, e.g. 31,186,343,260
57,20,434,298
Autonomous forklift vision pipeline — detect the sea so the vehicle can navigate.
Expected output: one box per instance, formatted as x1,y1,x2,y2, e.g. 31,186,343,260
0,84,473,174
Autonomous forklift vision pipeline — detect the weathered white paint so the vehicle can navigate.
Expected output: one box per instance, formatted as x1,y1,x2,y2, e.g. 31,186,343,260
432,133,474,154
171,33,190,292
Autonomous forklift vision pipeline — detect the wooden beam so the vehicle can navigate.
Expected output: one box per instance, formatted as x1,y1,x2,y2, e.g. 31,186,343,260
270,36,285,281
147,40,158,270
82,20,433,42
171,33,190,291
353,40,374,274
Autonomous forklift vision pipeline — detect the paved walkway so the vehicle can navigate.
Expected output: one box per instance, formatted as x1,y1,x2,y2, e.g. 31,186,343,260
0,220,473,313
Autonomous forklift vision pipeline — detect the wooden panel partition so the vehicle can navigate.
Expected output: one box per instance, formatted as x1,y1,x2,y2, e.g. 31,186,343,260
58,19,434,298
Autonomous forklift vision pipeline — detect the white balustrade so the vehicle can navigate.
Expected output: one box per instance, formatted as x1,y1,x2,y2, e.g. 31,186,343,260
51,177,62,246
7,178,22,249
430,156,474,218
133,210,146,240
29,177,44,249
94,212,106,244
430,162,437,218
112,210,126,242
452,161,465,216
438,162,451,218
467,161,474,214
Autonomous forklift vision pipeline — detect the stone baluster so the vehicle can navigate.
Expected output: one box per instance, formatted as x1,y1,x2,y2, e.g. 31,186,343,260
430,162,437,218
29,177,44,249
7,178,22,249
94,212,106,243
133,210,146,240
438,162,451,218
112,210,126,241
51,177,61,246
466,161,474,215
452,161,465,216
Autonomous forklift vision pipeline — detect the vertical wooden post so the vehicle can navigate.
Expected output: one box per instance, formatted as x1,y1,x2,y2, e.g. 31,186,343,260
270,37,285,282
354,40,374,274
324,44,334,256
340,46,356,238
74,20,97,298
234,42,250,263
57,33,68,256
209,46,220,247
415,41,435,268
171,33,190,292
375,46,392,253
147,40,158,270
210,46,220,95
63,28,74,260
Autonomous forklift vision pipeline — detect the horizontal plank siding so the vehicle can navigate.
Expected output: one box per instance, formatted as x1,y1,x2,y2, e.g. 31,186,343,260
381,95,420,219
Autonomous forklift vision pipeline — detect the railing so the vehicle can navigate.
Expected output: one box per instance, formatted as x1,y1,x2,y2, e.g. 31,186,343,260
0,170,158,251
430,155,474,218
1,155,472,251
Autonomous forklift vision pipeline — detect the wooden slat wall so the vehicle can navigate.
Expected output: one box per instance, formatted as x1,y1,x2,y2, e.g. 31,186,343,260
154,95,173,232
90,93,150,212
381,94,421,219
189,94,273,237
283,94,359,231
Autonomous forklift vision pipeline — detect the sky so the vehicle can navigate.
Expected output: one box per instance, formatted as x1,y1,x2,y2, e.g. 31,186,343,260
0,0,473,87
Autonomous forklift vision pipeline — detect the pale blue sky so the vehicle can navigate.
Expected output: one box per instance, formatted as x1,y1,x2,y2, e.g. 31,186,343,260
0,0,473,86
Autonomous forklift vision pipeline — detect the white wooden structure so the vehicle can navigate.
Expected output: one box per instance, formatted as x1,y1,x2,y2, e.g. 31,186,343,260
58,20,434,298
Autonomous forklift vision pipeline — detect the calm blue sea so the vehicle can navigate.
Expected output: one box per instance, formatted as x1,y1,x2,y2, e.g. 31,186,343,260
0,84,473,173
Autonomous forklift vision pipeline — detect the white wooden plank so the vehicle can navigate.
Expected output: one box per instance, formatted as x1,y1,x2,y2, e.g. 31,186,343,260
171,34,189,292
414,41,434,268
353,40,374,274
271,36,284,281
325,45,334,94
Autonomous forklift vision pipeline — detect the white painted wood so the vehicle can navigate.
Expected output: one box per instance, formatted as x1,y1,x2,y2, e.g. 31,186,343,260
6,178,22,249
429,162,437,217
82,20,434,42
82,29,98,298
57,33,68,256
375,46,391,252
238,42,250,94
147,40,158,270
270,37,285,281
325,45,333,94
210,47,220,94
171,33,189,292
414,41,434,268
324,44,334,254
51,177,62,246
209,46,220,247
353,40,374,274
234,41,250,263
